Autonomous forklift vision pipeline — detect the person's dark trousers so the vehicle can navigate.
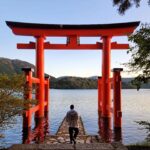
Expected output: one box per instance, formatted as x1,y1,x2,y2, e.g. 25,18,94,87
69,127,79,143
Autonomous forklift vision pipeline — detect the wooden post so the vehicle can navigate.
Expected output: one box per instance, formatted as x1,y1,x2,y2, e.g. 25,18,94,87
102,36,112,118
22,68,33,129
45,75,50,115
113,68,123,128
98,77,103,113
35,36,45,118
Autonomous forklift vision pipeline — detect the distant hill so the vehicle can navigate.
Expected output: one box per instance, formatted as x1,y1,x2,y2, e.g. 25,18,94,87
51,76,97,89
0,57,149,89
0,57,55,80
0,57,35,75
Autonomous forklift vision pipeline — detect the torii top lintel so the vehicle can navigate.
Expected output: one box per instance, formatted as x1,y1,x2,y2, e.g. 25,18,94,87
6,21,140,37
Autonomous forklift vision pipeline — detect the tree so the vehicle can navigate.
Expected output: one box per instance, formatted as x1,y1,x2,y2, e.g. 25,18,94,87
113,0,150,89
127,24,150,89
113,0,150,14
0,74,36,129
113,0,150,143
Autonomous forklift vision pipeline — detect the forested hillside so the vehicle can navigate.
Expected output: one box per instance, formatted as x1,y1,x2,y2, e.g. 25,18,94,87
0,57,149,89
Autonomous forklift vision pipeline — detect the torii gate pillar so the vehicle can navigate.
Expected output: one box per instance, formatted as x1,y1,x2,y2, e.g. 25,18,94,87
102,36,111,118
36,36,45,118
113,68,123,128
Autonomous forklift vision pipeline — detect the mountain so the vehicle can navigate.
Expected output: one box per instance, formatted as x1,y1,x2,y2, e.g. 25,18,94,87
0,57,56,80
0,57,149,89
0,57,35,75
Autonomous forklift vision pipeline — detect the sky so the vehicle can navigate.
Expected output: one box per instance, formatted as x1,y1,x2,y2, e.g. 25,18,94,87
0,0,149,78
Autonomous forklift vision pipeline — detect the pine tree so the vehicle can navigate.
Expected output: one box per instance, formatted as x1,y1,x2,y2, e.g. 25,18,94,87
113,0,150,14
0,74,36,128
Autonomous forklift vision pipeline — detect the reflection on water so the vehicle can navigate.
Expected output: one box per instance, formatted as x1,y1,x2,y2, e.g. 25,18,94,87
98,112,123,143
0,89,150,148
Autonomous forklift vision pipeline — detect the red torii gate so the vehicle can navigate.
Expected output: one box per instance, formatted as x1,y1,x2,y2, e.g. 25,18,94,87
6,21,139,131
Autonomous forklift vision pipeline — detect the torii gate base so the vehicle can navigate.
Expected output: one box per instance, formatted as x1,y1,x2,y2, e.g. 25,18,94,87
22,113,49,144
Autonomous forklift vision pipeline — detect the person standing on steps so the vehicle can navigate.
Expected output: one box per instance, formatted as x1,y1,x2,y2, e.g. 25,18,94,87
66,104,79,144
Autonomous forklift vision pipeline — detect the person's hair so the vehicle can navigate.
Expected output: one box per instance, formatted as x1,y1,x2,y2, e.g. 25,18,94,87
70,104,74,110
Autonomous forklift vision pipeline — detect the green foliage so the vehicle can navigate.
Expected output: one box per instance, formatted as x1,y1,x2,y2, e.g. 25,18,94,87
0,57,149,89
136,121,150,142
127,24,150,89
0,74,36,129
113,0,150,14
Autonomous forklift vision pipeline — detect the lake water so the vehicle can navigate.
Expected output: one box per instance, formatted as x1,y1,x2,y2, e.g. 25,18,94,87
0,89,150,148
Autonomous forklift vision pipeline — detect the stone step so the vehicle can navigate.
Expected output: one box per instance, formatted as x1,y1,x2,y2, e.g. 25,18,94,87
9,143,128,150
44,135,103,144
